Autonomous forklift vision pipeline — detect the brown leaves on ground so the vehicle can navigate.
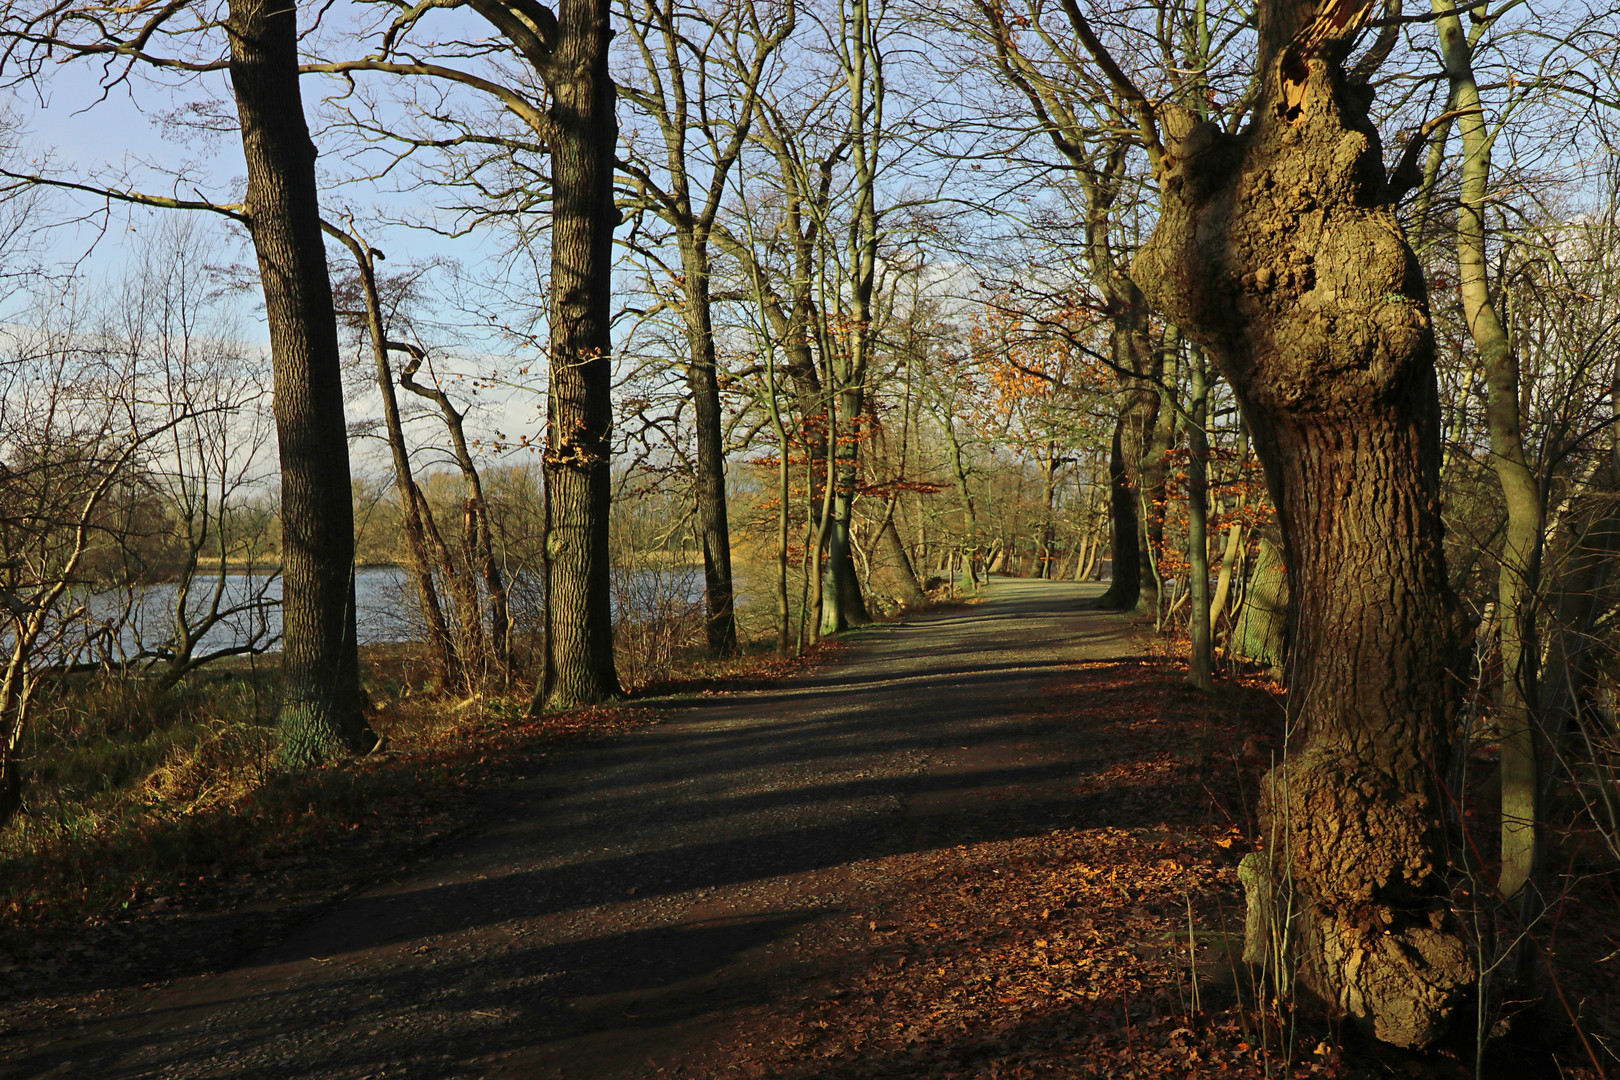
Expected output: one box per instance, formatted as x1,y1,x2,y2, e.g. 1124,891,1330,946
709,659,1612,1080
736,828,1294,1080
710,659,1330,1080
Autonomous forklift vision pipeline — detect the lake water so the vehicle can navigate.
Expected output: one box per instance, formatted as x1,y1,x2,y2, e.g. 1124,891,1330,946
47,565,710,665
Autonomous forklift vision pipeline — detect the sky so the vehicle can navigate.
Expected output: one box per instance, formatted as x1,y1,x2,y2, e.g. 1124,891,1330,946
4,21,555,478
8,0,1615,486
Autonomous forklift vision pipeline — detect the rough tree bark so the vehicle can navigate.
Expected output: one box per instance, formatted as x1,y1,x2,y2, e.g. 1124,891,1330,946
227,0,372,764
1130,0,1473,1047
538,0,622,707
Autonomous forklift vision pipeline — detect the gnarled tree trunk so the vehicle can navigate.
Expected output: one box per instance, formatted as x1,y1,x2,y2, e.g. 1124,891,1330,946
1134,0,1472,1047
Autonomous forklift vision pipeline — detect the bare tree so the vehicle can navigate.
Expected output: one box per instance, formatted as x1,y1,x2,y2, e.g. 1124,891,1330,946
0,0,376,764
0,290,200,826
311,0,623,707
616,0,794,657
102,219,281,689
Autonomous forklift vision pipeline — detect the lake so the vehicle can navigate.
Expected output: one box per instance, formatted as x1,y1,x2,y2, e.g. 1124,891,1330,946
43,565,711,666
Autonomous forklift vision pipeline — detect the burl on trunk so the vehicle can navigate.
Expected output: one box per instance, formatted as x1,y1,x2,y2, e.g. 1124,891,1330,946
1133,0,1473,1048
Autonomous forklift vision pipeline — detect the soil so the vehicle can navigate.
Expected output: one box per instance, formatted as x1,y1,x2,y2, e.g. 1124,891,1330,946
0,579,1605,1079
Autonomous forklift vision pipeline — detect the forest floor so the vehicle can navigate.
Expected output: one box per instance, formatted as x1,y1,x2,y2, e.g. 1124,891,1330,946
0,578,1612,1079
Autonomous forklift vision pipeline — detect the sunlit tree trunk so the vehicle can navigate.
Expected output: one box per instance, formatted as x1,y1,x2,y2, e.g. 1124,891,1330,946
1208,521,1243,629
1432,1,1544,903
537,0,621,708
1137,349,1175,616
1134,0,1473,1045
878,507,927,606
1187,344,1213,692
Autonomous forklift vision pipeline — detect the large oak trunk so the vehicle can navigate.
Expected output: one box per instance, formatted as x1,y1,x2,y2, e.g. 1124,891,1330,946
1134,1,1472,1047
226,0,371,765
538,0,621,708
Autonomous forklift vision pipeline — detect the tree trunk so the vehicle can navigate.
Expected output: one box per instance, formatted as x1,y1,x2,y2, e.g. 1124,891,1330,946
680,242,739,657
820,387,870,635
1137,371,1175,617
1208,521,1244,629
1106,285,1169,615
1076,532,1099,581
820,0,880,637
1091,408,1142,609
776,423,792,653
878,505,927,607
1134,0,1473,1045
330,229,461,694
536,0,621,709
621,0,788,661
448,503,491,679
1432,3,1544,903
1210,424,1252,631
397,350,513,683
226,0,371,765
1037,452,1059,579
1187,345,1213,692
1232,533,1287,668
807,429,836,646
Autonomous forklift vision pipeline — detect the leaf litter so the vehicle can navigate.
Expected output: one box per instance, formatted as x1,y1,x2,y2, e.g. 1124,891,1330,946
703,659,1611,1080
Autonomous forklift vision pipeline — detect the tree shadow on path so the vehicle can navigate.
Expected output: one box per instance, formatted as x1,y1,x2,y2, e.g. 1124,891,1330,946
2,579,1165,1080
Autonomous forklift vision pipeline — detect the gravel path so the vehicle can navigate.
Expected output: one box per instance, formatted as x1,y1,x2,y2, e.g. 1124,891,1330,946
5,578,1139,1079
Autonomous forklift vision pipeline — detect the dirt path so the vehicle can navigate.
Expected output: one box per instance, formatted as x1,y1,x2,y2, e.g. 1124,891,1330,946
4,579,1142,1079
